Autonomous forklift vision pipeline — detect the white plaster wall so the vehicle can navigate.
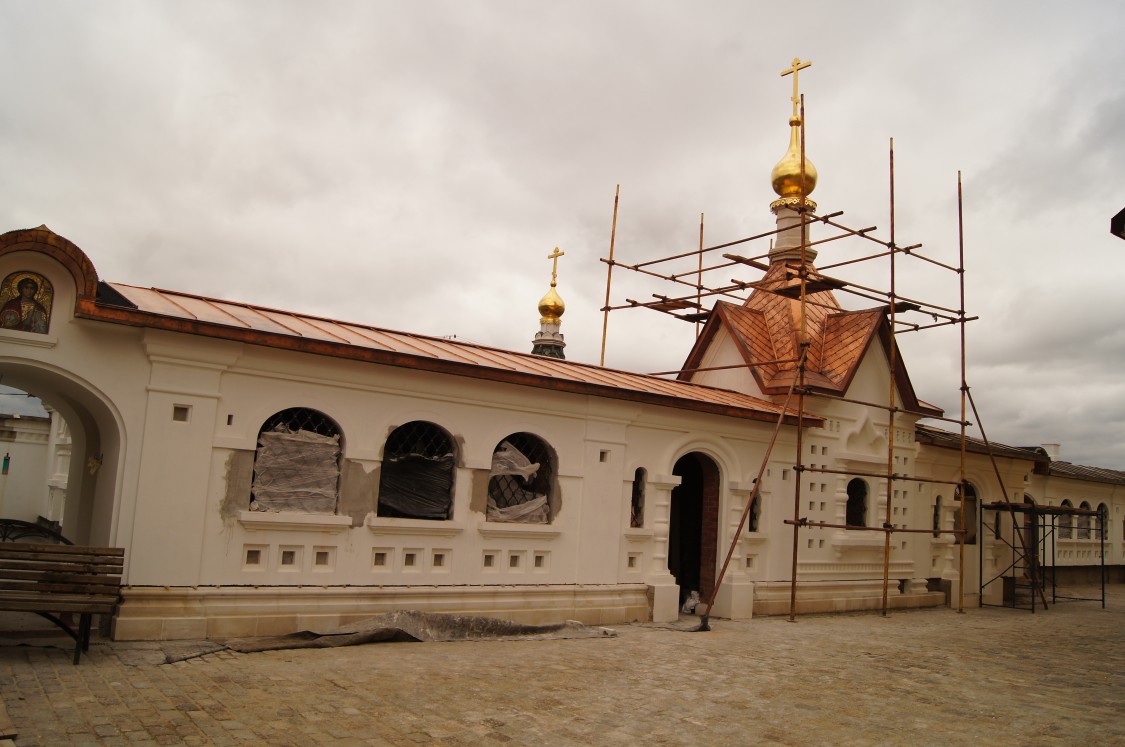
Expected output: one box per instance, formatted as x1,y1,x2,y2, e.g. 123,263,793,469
688,326,766,397
58,322,786,627
1026,473,1122,568
0,248,149,553
920,440,1032,602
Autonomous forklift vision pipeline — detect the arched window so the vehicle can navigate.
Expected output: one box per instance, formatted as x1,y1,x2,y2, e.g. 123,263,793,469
251,408,341,514
953,483,978,545
487,433,556,524
377,421,455,520
1059,500,1074,538
630,468,646,528
1078,501,1092,539
845,479,867,528
932,495,943,538
748,493,761,533
1096,503,1109,540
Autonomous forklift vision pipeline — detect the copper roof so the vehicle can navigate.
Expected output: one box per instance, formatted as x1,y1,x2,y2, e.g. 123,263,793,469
680,260,941,417
915,426,1125,480
915,424,1048,462
1045,462,1125,486
88,282,810,426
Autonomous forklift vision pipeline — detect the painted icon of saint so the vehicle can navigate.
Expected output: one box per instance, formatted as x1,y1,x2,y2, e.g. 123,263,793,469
0,272,52,333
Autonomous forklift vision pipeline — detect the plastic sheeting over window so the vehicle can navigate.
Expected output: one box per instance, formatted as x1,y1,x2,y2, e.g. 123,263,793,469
377,421,456,520
251,426,340,514
487,439,550,523
379,455,455,519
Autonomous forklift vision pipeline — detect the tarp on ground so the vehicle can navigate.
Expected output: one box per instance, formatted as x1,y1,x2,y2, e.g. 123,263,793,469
161,611,614,662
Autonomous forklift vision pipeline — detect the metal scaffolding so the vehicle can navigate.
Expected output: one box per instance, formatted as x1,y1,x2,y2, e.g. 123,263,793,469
597,90,1047,621
981,501,1106,612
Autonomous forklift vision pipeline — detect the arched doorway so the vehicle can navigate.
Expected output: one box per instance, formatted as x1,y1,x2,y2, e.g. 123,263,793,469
0,361,123,546
669,452,720,606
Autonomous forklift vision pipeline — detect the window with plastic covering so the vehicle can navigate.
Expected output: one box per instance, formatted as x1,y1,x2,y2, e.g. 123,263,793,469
487,433,555,524
1059,500,1074,538
251,408,342,514
377,421,456,520
1078,501,1092,539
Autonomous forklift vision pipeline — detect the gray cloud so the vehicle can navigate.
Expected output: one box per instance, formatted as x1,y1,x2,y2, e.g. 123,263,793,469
1,0,1123,466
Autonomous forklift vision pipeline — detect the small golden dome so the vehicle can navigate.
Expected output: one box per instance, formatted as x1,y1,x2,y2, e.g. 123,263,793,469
771,115,817,199
538,285,565,323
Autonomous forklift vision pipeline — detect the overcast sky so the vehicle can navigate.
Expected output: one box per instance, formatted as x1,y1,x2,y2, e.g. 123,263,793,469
1,1,1122,468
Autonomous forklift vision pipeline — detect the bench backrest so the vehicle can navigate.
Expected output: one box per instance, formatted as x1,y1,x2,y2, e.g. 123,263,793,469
0,518,73,545
0,543,124,613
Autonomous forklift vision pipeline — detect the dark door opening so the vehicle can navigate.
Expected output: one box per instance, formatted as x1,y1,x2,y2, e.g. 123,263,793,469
669,452,719,605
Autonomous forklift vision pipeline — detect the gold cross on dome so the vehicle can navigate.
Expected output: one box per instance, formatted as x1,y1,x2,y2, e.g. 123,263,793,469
547,247,565,286
781,57,812,116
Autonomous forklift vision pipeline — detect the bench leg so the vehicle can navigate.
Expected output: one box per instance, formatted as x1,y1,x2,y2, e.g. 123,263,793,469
73,613,92,665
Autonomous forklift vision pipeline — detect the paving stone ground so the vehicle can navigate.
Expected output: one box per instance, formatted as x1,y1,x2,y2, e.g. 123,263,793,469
2,586,1123,746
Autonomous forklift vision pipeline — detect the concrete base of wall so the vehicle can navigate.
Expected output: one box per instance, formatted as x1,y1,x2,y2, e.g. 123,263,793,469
749,580,947,616
112,583,653,641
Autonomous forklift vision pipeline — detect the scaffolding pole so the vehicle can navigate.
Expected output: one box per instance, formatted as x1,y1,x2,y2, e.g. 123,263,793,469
591,91,1027,625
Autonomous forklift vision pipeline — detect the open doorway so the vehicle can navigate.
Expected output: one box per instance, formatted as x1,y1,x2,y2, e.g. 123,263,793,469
668,452,720,606
0,364,122,546
0,384,69,531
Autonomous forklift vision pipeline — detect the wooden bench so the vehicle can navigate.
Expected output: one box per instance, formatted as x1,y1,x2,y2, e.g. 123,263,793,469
0,540,124,664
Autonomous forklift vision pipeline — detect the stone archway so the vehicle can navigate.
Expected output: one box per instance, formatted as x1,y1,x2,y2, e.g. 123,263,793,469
0,361,124,546
668,451,720,605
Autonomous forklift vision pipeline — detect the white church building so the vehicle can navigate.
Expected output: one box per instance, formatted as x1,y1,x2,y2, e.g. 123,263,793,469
1,77,1121,640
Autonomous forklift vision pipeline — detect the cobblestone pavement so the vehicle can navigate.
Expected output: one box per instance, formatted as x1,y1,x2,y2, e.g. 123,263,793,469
2,586,1123,746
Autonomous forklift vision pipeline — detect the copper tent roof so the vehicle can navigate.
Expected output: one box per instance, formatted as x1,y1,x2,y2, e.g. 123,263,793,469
679,259,941,417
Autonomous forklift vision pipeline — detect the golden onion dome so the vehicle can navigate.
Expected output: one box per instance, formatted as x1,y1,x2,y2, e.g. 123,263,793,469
538,285,565,323
771,115,817,199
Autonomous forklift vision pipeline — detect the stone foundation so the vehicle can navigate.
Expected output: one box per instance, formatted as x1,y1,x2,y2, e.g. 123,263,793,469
112,583,651,640
749,579,946,616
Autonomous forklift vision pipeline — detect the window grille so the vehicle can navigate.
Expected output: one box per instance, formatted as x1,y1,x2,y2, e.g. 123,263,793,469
260,408,340,438
487,433,553,523
251,408,341,514
377,421,455,520
1059,500,1074,538
1077,501,1092,539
